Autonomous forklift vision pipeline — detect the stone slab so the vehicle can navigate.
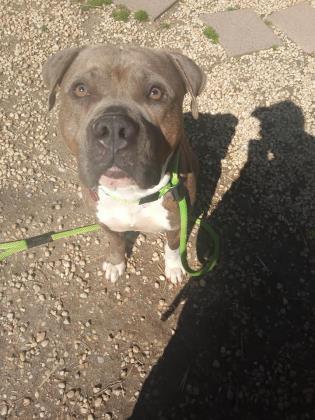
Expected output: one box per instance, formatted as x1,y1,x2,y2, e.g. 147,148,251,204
269,2,315,53
200,9,281,56
114,0,178,21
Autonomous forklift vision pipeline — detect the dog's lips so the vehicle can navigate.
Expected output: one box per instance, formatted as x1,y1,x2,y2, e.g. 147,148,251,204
99,166,136,188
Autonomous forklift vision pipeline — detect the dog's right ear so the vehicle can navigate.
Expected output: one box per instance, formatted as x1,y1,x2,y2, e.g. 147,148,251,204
42,47,84,111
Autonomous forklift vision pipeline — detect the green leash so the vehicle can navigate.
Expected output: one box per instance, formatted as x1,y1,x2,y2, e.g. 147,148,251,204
0,155,219,276
0,224,100,262
169,155,220,277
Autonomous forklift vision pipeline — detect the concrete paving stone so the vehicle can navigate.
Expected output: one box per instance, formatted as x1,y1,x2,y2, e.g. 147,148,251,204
200,9,281,56
269,2,315,54
113,0,178,20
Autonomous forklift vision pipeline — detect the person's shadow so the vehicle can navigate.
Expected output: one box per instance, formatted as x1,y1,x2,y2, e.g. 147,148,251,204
130,101,315,420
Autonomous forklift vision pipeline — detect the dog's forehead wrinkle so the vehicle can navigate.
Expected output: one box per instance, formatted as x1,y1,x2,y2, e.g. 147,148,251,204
71,67,105,83
78,46,178,82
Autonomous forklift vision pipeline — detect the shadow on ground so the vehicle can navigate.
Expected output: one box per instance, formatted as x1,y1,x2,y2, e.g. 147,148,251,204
130,101,315,420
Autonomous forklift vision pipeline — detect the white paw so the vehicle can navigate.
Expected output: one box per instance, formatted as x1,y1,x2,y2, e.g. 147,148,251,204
165,244,186,284
102,261,125,283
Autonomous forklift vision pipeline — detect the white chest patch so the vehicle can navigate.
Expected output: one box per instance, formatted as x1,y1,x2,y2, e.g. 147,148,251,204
96,188,173,233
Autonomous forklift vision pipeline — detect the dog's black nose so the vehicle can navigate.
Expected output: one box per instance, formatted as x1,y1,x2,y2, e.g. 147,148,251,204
92,114,139,152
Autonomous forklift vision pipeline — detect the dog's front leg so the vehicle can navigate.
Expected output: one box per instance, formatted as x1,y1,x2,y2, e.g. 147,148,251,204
165,230,185,283
101,224,126,283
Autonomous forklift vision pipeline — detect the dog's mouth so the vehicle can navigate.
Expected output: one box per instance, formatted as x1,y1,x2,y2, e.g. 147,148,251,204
99,165,136,188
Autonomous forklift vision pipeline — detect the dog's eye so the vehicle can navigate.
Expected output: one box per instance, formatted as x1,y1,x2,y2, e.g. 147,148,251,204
148,86,163,101
74,83,89,97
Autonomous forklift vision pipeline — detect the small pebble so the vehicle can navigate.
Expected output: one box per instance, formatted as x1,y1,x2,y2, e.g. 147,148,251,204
0,404,8,416
66,390,75,399
7,312,15,321
80,407,88,414
93,385,101,394
132,345,140,354
36,331,46,343
41,339,49,348
23,397,31,407
94,397,102,408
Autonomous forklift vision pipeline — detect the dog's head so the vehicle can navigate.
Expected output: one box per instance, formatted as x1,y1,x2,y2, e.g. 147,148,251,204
42,45,206,190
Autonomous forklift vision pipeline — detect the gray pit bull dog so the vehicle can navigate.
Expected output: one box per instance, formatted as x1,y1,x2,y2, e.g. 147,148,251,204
42,45,206,283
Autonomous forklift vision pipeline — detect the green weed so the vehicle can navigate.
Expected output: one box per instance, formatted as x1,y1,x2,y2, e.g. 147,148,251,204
112,5,130,22
203,26,219,44
134,10,149,22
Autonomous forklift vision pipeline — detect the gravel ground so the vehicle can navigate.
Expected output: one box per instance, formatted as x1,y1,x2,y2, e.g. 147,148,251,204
0,0,315,419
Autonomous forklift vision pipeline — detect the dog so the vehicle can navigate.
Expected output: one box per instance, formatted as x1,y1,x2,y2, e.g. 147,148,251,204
42,45,206,283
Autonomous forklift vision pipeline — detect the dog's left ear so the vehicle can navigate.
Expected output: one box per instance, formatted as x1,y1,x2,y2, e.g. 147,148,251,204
167,51,207,119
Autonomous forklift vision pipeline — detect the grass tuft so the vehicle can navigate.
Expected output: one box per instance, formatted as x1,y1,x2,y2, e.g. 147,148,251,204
112,5,130,22
227,6,240,11
87,0,112,6
80,0,112,11
203,26,219,44
160,22,171,29
134,9,149,22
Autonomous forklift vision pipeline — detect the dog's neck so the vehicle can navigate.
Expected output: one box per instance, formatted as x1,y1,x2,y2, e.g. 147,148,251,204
98,172,170,201
97,153,173,202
